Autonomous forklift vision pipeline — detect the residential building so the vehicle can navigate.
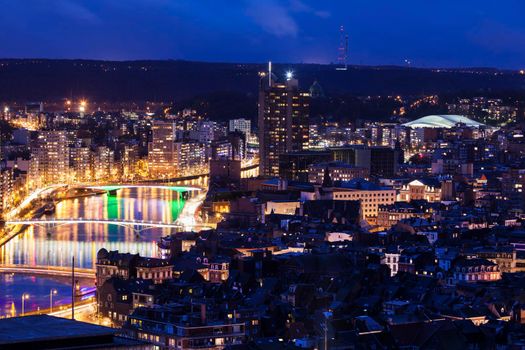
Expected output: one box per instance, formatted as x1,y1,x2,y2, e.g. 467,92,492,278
258,73,310,177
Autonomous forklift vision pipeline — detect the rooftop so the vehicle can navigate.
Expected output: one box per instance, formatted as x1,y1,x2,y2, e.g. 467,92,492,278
0,315,144,349
403,115,486,129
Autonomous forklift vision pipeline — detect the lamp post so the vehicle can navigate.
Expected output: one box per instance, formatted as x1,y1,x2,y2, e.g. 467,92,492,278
72,255,75,320
50,289,57,313
21,293,29,316
323,311,332,350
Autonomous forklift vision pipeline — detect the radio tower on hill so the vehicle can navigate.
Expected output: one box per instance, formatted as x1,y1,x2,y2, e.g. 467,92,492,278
336,25,348,71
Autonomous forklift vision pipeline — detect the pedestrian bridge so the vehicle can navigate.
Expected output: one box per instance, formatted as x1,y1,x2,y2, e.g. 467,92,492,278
4,218,211,234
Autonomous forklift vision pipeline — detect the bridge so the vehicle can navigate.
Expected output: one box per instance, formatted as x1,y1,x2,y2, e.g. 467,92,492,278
4,218,212,234
83,184,202,192
0,264,95,280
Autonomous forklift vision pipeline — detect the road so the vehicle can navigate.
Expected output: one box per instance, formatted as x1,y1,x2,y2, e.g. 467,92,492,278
0,264,95,280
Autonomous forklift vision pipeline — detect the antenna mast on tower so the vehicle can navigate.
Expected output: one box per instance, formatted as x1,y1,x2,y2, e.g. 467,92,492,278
336,25,348,71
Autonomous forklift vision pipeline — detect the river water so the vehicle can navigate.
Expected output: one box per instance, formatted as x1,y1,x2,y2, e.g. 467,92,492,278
0,188,186,316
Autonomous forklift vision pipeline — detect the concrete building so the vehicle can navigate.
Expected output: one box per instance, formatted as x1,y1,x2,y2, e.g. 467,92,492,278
70,146,92,182
175,141,208,176
331,145,399,178
93,146,115,180
398,179,443,202
149,120,177,177
308,161,369,184
29,130,68,187
258,73,310,177
229,118,251,138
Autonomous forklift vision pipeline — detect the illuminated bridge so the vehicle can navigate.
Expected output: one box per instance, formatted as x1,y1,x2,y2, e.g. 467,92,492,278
4,218,211,234
82,184,202,193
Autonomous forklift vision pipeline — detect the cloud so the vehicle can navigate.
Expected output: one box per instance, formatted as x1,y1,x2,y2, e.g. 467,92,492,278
246,0,298,37
467,20,525,54
289,0,330,18
54,0,100,23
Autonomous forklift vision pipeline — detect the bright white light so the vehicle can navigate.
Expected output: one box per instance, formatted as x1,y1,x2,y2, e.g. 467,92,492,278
3,106,9,113
286,71,293,80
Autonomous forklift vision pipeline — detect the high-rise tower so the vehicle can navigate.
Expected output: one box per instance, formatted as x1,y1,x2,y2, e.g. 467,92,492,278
258,65,310,177
336,25,348,71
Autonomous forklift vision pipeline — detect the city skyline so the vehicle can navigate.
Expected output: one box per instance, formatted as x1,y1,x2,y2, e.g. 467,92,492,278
4,2,525,348
0,0,524,68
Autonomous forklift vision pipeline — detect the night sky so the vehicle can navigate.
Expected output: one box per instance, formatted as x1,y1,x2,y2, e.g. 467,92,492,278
0,0,524,68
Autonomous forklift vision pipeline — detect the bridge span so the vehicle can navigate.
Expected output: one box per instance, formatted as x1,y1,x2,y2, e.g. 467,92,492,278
0,264,95,280
5,218,212,232
83,184,202,192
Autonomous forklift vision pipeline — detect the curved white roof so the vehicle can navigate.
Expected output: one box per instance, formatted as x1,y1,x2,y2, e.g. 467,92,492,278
403,114,485,129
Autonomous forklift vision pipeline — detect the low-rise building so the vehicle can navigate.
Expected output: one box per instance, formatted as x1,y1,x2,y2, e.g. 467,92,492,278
451,257,501,284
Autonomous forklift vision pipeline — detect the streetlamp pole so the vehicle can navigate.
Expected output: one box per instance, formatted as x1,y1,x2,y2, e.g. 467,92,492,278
50,289,57,313
21,293,29,316
71,255,75,320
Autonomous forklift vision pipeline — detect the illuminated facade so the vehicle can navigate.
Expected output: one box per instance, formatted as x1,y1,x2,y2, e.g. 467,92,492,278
93,146,115,180
398,179,442,202
308,162,369,184
121,144,140,180
229,118,251,138
0,167,13,214
149,121,177,177
258,74,310,177
29,130,68,187
175,141,208,176
70,146,92,182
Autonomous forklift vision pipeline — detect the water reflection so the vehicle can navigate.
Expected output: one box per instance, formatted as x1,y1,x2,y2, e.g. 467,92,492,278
0,188,186,269
0,273,74,317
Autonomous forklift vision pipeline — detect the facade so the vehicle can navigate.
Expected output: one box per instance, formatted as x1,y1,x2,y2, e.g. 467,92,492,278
122,144,140,180
136,258,174,284
258,75,310,177
93,146,115,180
398,179,442,202
330,187,396,221
330,146,399,178
308,161,369,184
384,251,401,276
308,179,396,222
451,258,501,284
149,121,177,177
126,305,245,350
96,249,173,287
0,167,13,214
279,150,330,182
175,141,208,176
70,146,92,182
473,247,517,273
377,202,420,228
229,118,251,138
29,130,69,187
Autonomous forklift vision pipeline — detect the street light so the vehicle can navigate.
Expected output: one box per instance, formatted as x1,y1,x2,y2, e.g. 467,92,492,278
21,293,29,316
50,289,58,313
323,311,332,350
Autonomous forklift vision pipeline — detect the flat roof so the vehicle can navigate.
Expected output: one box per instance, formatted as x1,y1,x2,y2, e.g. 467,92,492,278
0,315,116,346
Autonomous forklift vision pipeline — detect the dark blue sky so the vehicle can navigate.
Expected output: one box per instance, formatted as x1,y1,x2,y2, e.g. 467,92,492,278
0,0,524,68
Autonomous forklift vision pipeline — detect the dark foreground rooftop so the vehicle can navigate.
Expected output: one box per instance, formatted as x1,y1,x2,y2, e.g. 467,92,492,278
0,315,150,350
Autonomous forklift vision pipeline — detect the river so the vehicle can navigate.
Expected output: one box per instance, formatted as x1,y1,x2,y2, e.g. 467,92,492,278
0,187,186,269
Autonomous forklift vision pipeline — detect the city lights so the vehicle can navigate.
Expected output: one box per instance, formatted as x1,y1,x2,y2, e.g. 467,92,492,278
1,3,525,348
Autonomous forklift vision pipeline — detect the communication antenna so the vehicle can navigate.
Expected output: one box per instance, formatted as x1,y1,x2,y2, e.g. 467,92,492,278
268,61,272,87
336,26,348,71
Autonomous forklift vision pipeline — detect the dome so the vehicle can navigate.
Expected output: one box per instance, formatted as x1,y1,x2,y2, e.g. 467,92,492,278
97,248,109,260
402,115,485,129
